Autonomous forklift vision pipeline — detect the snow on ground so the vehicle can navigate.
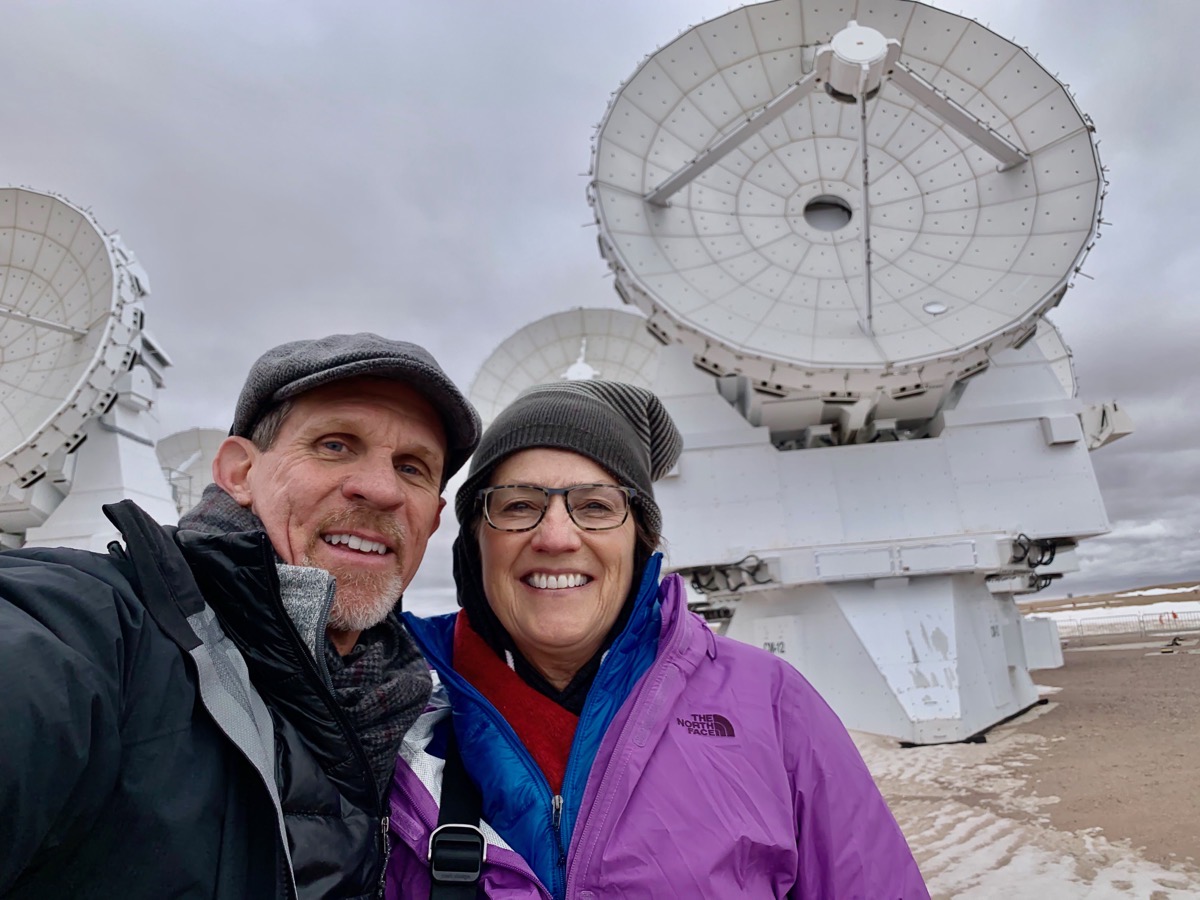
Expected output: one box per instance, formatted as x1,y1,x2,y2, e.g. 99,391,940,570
1033,599,1200,622
853,708,1200,899
1117,586,1200,598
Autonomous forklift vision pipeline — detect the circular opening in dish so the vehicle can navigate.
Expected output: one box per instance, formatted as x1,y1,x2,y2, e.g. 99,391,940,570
803,195,853,232
923,301,949,316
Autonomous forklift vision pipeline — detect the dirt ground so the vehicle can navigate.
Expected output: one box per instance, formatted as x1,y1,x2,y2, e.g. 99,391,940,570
1019,640,1200,870
853,634,1200,897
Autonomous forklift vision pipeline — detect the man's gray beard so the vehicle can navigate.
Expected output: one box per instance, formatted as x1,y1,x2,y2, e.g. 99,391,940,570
324,567,407,633
297,534,407,632
300,506,409,634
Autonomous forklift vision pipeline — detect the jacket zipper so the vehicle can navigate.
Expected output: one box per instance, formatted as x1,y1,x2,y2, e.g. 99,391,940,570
256,538,389,897
563,596,686,897
377,815,391,898
551,794,566,897
550,566,666,897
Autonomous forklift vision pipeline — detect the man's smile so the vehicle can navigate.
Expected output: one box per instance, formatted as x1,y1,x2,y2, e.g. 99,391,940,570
322,532,391,555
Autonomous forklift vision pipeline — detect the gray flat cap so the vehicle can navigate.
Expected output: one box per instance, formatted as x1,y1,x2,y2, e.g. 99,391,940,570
230,333,481,480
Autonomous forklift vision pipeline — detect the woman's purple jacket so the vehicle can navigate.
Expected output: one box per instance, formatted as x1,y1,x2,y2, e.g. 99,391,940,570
387,573,929,898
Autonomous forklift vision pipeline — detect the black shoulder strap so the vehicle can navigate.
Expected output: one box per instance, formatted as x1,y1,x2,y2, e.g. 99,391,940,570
429,724,486,899
102,500,203,652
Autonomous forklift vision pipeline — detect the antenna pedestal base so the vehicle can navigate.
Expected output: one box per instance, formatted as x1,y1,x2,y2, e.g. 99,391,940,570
723,577,1037,744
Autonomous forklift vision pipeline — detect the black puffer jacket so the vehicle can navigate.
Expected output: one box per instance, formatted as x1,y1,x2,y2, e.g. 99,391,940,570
0,501,391,899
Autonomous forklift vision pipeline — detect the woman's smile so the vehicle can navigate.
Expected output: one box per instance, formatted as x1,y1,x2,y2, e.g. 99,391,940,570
522,571,593,590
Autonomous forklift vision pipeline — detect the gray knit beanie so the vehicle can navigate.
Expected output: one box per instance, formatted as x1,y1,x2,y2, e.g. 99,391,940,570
455,380,682,537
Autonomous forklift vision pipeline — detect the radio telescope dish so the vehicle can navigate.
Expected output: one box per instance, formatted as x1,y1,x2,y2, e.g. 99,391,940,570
1032,316,1075,399
469,308,662,428
156,427,225,514
0,187,142,489
590,0,1103,401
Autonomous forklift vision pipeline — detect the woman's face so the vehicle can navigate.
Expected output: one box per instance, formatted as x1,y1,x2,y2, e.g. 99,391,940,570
478,447,637,685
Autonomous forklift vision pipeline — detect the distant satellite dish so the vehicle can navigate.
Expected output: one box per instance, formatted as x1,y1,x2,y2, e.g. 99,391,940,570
469,308,662,428
156,427,225,514
1032,317,1076,399
590,1,1102,403
0,187,143,489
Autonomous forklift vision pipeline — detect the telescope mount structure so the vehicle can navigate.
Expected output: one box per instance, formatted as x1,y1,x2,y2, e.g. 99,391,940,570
485,0,1132,744
0,187,177,552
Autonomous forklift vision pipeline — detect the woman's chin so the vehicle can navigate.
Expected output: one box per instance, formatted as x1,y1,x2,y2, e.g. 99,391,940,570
516,623,600,663
525,625,590,652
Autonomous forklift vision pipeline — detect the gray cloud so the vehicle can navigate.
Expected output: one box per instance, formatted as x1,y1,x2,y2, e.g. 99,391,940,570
1,0,1193,606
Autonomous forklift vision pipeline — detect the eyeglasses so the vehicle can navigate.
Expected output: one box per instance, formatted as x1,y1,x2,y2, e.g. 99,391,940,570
478,483,637,532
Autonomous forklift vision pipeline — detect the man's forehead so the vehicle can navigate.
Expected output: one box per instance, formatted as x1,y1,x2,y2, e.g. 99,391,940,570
284,377,447,443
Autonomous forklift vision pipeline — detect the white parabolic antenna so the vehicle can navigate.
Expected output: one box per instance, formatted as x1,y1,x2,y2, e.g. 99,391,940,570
0,187,142,489
469,308,662,428
590,0,1103,400
156,427,225,514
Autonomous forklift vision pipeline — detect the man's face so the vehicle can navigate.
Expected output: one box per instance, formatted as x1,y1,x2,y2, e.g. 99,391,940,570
224,376,446,634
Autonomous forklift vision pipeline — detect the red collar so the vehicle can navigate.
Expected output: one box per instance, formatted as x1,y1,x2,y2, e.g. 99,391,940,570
452,611,579,793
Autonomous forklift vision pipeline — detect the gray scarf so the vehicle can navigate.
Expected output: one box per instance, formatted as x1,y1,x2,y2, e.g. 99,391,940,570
180,484,432,791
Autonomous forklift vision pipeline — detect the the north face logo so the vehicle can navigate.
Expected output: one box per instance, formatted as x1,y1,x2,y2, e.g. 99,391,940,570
676,713,736,737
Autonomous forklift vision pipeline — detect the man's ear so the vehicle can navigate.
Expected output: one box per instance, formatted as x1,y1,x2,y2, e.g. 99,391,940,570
432,497,446,535
213,436,258,508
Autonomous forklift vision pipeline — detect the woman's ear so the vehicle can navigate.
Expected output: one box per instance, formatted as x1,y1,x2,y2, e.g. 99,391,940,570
213,436,257,508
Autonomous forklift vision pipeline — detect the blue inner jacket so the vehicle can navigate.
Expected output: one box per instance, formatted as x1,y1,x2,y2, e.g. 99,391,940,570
403,554,663,898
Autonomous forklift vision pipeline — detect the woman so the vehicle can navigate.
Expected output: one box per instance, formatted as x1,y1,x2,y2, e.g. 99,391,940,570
388,380,928,898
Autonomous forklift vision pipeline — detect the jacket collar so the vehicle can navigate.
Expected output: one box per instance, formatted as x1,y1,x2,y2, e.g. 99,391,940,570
176,525,381,808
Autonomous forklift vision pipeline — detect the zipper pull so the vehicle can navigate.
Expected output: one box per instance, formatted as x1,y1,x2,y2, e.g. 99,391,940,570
376,816,391,898
552,794,566,872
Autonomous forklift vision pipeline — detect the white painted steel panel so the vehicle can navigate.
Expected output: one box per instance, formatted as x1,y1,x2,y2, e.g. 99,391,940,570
1022,616,1065,670
815,547,894,580
654,330,1109,575
899,541,978,574
1040,415,1082,445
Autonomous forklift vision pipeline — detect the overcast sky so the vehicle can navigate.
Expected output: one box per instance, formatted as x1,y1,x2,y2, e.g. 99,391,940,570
2,0,1196,607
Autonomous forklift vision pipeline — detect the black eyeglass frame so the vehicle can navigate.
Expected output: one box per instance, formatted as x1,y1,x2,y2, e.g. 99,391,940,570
477,483,638,532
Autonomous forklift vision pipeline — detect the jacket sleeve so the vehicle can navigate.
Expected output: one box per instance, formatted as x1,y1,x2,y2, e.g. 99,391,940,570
0,559,130,892
782,672,930,899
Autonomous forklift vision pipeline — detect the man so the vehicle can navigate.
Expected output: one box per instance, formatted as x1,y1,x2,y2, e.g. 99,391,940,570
0,333,480,899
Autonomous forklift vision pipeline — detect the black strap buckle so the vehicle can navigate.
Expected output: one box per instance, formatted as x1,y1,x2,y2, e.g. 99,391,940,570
428,824,487,884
